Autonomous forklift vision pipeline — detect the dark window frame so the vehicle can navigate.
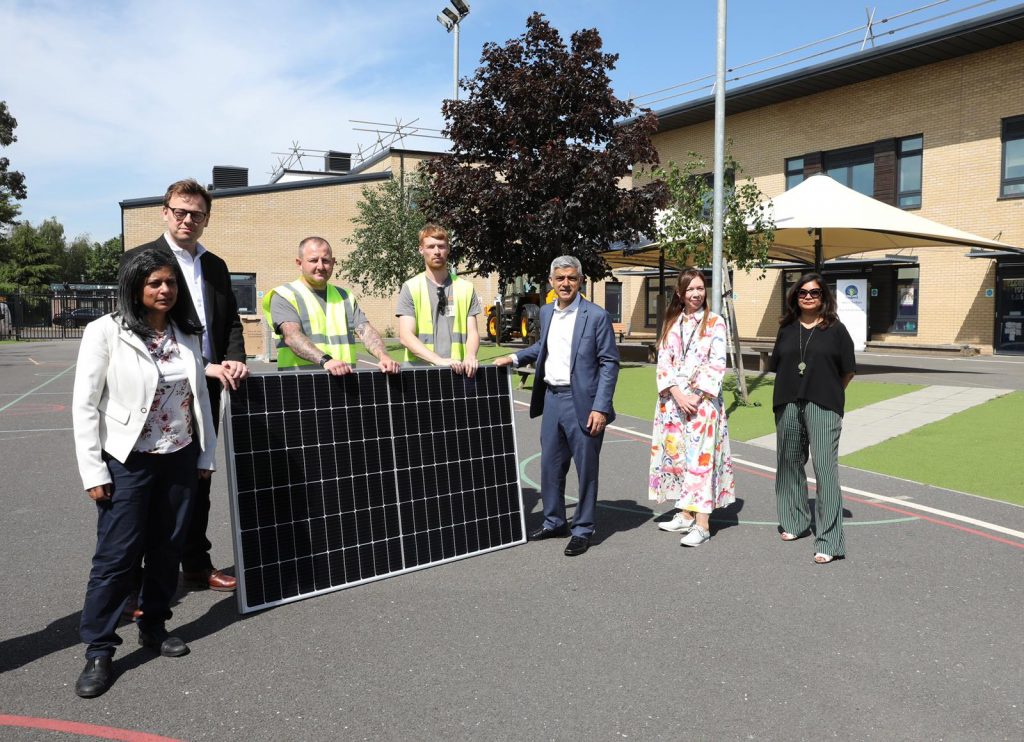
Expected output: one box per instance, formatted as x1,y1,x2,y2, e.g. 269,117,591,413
1000,115,1024,199
823,144,875,197
897,134,923,210
890,266,920,335
785,156,805,190
230,273,258,315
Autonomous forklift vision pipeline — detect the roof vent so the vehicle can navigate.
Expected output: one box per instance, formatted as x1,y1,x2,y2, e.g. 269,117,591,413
325,151,351,173
211,166,248,190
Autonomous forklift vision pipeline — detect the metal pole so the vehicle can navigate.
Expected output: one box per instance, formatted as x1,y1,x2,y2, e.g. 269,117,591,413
711,0,727,315
453,21,460,100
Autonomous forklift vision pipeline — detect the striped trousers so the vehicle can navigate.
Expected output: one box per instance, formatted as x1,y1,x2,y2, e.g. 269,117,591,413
774,401,846,557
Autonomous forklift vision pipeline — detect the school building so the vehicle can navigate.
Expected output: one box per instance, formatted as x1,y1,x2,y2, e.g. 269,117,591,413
592,4,1024,355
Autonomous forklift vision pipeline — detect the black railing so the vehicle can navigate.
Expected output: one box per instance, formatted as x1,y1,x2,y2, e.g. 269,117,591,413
0,290,118,341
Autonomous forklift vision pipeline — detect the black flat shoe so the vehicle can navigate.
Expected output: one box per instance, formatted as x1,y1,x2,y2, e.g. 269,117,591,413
564,535,590,556
75,656,113,698
139,625,190,657
528,525,569,541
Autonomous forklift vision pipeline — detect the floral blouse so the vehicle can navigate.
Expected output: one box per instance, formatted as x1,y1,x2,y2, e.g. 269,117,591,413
133,326,195,455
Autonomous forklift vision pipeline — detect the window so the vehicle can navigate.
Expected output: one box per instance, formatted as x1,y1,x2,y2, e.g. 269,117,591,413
644,276,675,327
824,146,874,197
897,135,923,209
785,157,804,190
1001,115,1024,198
230,273,257,314
604,281,622,323
891,267,919,334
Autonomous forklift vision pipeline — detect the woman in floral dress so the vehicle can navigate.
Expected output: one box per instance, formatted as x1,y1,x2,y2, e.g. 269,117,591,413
648,269,735,546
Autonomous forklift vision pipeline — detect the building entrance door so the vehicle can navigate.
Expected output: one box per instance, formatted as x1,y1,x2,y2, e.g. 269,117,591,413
995,263,1024,354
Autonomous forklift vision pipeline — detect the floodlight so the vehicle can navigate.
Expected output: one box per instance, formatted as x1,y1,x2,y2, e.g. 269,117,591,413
450,0,470,17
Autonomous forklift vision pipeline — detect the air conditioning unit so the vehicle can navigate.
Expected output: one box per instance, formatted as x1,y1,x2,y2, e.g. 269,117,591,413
325,151,351,173
211,166,249,189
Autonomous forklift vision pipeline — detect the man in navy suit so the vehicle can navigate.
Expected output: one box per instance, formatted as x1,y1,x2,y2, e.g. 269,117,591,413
495,256,619,556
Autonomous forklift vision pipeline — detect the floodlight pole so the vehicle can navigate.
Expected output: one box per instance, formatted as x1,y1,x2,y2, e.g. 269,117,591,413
437,2,470,101
711,0,727,315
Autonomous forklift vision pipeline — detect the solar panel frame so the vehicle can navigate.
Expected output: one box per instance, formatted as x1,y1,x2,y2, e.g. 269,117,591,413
223,365,525,613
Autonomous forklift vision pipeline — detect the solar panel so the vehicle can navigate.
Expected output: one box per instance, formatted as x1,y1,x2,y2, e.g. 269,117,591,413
224,365,525,613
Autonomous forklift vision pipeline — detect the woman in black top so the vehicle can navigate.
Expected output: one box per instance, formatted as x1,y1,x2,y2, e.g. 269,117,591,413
769,273,855,564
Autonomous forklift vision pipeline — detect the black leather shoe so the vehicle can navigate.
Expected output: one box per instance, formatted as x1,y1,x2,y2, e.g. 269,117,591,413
528,525,569,541
75,656,113,698
564,535,590,556
138,625,189,657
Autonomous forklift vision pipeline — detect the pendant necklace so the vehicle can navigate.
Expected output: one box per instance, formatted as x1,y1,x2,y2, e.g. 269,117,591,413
798,323,816,376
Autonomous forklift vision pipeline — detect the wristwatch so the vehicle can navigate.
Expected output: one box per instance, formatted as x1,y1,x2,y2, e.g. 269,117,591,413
318,354,332,368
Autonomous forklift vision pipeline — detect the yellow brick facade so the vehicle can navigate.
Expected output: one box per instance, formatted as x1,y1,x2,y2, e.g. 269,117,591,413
122,151,499,358
596,40,1024,354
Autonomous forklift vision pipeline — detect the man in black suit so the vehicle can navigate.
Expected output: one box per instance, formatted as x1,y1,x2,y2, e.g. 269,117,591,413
122,178,248,591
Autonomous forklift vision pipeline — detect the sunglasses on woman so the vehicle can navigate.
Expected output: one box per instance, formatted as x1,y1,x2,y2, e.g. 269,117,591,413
797,288,822,298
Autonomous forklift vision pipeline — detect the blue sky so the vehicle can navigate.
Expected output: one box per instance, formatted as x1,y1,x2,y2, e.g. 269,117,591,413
1,0,1019,243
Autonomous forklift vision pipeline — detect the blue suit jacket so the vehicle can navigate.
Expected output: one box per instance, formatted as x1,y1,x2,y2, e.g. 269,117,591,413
516,298,620,430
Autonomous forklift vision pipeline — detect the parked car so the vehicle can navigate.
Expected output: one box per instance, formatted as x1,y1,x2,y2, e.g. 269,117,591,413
0,301,11,339
52,307,105,327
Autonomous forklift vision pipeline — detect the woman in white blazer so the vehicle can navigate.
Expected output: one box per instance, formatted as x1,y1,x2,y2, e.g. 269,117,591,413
71,248,216,698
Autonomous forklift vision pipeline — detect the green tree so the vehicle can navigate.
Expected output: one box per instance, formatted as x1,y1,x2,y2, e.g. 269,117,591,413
339,173,428,297
421,13,668,284
0,101,28,233
651,150,775,273
85,236,123,284
0,219,65,291
62,235,93,283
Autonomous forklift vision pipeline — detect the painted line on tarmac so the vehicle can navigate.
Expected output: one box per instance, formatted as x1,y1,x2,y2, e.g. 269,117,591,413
518,452,914,525
26,356,40,365
733,456,1024,545
0,363,76,414
510,401,1022,545
0,714,182,741
0,426,73,433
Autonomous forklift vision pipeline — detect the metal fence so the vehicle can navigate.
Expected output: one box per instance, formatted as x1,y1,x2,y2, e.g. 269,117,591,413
0,289,118,341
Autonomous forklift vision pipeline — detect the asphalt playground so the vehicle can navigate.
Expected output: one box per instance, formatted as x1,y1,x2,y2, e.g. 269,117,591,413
1,340,1022,741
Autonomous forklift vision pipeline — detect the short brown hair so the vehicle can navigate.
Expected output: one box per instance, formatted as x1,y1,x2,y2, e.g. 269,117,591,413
163,178,212,214
418,223,448,245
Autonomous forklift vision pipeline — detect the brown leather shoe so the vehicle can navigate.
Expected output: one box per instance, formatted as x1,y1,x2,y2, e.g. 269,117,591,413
182,568,237,592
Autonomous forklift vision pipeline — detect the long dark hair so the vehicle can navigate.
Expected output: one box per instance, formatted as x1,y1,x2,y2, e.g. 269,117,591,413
779,272,838,328
659,269,710,347
116,249,204,338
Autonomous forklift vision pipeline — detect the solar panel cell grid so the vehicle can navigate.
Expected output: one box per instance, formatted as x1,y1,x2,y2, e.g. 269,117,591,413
226,365,524,613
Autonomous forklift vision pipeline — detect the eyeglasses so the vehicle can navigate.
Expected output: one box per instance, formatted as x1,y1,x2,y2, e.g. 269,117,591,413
797,288,822,298
166,207,208,223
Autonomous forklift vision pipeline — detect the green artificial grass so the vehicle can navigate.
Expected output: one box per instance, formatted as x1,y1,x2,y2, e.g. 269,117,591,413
608,364,921,442
841,391,1024,506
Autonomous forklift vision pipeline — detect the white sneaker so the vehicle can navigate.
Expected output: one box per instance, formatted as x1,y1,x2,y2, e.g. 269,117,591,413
680,525,710,547
658,512,696,532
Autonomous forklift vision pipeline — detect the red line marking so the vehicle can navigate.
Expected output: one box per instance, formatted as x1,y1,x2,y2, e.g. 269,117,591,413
604,426,1024,549
0,714,182,742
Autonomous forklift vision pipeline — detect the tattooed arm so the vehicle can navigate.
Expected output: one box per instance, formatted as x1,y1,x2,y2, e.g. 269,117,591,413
355,321,400,374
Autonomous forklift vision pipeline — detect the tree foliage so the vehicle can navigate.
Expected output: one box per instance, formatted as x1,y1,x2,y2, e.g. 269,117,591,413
339,173,428,297
421,13,668,284
0,101,28,233
0,219,64,291
651,150,775,273
85,236,123,284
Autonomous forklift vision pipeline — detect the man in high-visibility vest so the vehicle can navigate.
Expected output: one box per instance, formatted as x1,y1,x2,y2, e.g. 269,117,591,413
263,237,400,375
396,224,481,377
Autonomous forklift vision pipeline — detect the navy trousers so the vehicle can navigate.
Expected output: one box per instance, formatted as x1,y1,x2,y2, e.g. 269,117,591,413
181,379,221,573
539,386,605,538
80,441,198,659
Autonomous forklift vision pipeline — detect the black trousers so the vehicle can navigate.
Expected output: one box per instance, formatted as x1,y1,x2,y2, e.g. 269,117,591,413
180,379,222,573
80,442,198,658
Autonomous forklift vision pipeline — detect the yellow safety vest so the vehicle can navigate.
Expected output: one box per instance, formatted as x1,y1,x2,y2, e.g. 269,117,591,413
405,273,474,362
262,280,357,367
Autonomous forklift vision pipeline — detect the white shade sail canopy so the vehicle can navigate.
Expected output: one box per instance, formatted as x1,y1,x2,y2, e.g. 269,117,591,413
767,173,1021,266
602,173,1022,271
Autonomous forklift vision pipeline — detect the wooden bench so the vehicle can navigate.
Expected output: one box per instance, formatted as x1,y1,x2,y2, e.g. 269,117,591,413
611,322,626,342
733,337,776,372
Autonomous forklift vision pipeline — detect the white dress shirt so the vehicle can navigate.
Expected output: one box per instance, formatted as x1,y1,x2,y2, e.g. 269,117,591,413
542,293,581,386
164,231,212,362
